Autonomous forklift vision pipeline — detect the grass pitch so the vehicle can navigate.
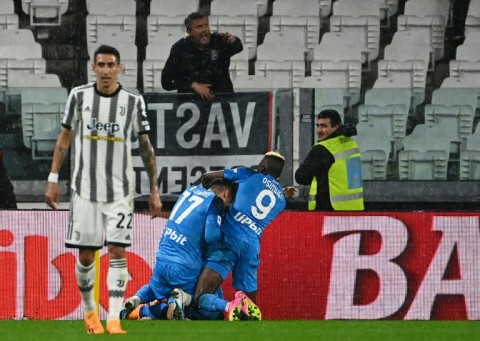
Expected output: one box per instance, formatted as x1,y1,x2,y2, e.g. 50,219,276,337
0,320,479,340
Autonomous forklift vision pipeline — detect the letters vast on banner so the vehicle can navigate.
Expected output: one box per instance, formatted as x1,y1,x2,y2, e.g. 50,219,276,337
133,92,273,195
1,211,480,320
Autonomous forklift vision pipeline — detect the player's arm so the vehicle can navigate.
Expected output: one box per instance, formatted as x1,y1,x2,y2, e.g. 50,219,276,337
201,170,224,189
138,133,163,217
204,198,225,244
45,127,72,209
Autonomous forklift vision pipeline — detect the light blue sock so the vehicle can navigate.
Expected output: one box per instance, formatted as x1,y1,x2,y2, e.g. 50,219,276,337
198,293,228,312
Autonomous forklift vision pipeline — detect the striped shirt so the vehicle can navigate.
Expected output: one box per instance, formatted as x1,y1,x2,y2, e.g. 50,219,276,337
62,82,150,202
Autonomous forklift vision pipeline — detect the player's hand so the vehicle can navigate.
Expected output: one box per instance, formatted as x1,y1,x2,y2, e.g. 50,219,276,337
149,190,163,218
45,182,60,209
283,186,297,200
192,82,214,101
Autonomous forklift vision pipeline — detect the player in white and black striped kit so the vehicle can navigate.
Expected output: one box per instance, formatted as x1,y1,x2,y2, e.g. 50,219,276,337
45,45,163,334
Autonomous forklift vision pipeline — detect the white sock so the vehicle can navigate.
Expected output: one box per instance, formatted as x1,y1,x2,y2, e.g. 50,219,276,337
75,260,96,313
106,258,128,321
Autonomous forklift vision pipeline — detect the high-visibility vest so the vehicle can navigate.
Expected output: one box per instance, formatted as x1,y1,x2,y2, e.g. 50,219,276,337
308,135,364,211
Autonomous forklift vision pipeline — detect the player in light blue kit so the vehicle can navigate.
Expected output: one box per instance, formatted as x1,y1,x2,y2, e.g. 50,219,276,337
121,178,237,320
180,151,287,321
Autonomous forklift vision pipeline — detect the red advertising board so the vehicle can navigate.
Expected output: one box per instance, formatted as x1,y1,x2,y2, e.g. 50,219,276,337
1,211,479,320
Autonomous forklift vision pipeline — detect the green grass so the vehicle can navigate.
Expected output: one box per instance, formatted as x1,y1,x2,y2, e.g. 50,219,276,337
0,320,479,340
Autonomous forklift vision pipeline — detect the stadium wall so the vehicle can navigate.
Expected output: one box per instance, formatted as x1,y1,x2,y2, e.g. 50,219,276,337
1,210,479,320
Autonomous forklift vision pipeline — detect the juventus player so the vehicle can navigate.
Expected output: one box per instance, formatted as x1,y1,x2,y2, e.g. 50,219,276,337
45,45,163,334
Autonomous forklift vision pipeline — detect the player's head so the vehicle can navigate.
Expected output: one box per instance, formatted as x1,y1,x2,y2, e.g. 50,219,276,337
316,109,342,141
257,151,285,179
185,11,210,46
209,178,238,208
92,45,123,94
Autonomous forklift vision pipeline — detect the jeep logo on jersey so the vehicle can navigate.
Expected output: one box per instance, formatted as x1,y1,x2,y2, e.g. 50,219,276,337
87,118,120,134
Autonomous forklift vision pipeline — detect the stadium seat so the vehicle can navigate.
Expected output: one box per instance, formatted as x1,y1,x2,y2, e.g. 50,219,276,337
147,0,198,42
330,0,381,63
424,88,477,150
459,123,480,180
233,74,287,90
269,0,321,55
398,124,451,180
143,32,180,92
354,122,392,180
255,32,306,88
465,0,480,35
229,48,249,84
300,86,346,121
11,74,67,159
86,0,136,58
0,1,19,30
210,0,258,59
374,31,430,107
21,0,69,26
397,0,450,61
358,88,411,141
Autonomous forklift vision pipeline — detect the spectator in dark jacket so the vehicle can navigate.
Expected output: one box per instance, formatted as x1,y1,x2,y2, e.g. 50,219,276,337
161,11,243,100
0,149,17,209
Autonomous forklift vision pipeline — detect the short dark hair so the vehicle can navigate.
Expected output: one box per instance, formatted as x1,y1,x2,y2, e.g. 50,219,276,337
317,109,342,127
209,178,238,200
94,45,121,64
184,11,208,32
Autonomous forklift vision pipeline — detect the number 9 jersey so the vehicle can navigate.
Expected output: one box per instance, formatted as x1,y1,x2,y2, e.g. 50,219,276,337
222,167,286,244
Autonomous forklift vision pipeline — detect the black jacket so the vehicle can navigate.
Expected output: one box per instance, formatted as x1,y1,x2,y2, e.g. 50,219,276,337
295,124,357,211
161,32,243,93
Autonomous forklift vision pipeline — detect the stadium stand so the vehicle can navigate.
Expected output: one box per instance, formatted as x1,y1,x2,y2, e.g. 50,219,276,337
398,124,451,180
329,0,382,64
0,1,19,30
354,121,392,180
459,122,480,180
465,0,480,35
397,0,450,61
269,0,321,58
255,31,306,88
209,0,259,59
147,0,198,41
21,0,69,26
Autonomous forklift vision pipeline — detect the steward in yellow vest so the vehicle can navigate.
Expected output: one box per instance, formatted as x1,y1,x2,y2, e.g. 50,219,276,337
295,109,364,211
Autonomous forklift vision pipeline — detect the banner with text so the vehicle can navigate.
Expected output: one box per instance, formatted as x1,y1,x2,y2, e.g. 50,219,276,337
134,92,273,195
1,211,479,320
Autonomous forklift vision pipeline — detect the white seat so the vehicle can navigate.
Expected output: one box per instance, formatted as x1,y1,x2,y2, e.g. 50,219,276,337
86,0,136,55
22,0,69,26
255,32,306,88
441,77,480,108
466,0,480,35
354,122,392,180
229,48,249,84
147,0,198,41
460,123,480,179
299,86,346,120
315,32,365,63
397,0,449,60
358,88,411,141
0,1,19,30
143,32,181,92
149,0,198,16
233,74,289,90
210,0,258,59
398,124,451,180
385,30,432,66
0,28,37,44
330,0,381,63
13,76,68,159
270,0,321,54
424,88,477,147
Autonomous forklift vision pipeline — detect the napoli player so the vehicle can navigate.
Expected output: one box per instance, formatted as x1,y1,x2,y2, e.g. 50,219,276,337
121,178,237,320
183,151,287,320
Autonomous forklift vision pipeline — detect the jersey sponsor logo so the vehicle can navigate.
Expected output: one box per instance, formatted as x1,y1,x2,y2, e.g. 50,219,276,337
163,227,187,245
233,212,262,236
87,117,120,134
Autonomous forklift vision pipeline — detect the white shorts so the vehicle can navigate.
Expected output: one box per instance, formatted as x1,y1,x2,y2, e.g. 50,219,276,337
65,192,134,249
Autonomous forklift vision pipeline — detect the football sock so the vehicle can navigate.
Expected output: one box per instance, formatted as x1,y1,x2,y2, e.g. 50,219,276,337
198,293,228,312
107,258,128,321
75,260,96,312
